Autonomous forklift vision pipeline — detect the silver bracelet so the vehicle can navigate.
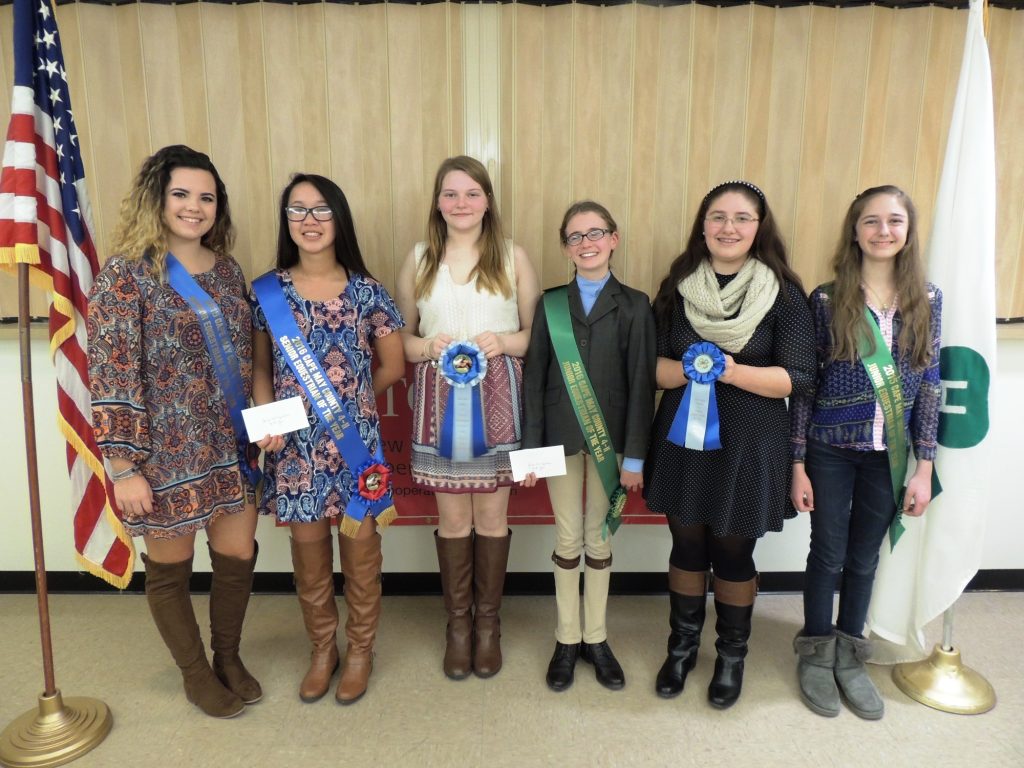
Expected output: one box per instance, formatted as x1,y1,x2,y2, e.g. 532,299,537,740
111,465,140,481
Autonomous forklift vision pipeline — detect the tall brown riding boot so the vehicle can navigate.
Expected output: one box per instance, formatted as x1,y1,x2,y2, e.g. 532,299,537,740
335,531,383,704
142,552,244,718
434,532,474,680
473,530,511,678
208,542,263,704
290,536,340,702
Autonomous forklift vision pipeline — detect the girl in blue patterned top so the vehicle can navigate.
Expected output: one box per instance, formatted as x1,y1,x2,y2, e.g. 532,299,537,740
252,174,404,705
790,185,941,721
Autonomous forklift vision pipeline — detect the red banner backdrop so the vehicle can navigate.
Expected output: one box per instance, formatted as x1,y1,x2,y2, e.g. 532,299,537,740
377,363,663,527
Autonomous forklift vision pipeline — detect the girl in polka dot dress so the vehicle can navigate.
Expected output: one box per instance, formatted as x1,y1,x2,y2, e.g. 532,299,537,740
645,180,816,709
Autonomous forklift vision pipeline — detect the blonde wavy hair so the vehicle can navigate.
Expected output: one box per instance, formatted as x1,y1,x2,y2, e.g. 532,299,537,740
109,145,234,279
415,155,512,300
828,185,932,369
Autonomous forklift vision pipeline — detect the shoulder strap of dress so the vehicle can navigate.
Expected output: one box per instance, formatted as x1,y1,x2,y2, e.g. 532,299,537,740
414,241,428,265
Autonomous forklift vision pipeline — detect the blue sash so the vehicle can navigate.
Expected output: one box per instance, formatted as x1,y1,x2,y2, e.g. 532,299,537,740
666,341,725,451
251,272,396,534
165,252,261,487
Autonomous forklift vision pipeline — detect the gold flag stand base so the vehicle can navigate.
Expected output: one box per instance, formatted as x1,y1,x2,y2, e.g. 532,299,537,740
0,690,112,768
892,644,996,715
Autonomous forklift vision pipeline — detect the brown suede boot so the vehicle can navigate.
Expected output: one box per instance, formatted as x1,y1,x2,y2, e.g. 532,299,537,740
142,552,244,718
434,532,474,680
473,530,511,678
335,531,383,704
290,536,340,702
208,542,262,704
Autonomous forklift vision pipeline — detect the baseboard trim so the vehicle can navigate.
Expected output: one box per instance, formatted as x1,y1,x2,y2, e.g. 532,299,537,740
2,569,1022,595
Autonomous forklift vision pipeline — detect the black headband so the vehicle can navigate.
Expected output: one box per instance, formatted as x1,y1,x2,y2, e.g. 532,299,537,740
704,179,765,203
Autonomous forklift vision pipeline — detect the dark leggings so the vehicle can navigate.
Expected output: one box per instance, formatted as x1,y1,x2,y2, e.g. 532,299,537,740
667,517,757,582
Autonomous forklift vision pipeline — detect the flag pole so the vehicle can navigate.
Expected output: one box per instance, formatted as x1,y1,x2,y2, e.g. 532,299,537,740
888,0,996,717
0,266,112,768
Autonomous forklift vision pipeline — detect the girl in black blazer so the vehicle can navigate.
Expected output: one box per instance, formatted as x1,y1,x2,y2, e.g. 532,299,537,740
522,201,656,692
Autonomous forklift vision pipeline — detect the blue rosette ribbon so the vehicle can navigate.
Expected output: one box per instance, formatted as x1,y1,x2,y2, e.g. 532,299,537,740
666,341,725,451
439,341,489,461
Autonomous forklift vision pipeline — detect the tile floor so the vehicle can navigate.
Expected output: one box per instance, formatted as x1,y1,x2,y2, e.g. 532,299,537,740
1,591,1021,768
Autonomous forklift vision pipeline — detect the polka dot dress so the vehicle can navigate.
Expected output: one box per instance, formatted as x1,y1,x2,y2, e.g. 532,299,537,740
644,275,816,538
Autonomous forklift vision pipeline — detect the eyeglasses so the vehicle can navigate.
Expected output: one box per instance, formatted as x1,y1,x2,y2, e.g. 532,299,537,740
564,228,612,246
285,205,334,222
705,213,759,228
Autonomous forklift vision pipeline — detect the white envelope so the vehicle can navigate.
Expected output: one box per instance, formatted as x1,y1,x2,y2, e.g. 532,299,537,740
241,396,308,441
508,446,567,482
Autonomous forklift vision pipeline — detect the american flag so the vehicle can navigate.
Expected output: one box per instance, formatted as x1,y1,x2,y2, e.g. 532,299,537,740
0,0,134,587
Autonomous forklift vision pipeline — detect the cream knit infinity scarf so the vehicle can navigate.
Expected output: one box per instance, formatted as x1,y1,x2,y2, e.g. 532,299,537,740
677,257,779,353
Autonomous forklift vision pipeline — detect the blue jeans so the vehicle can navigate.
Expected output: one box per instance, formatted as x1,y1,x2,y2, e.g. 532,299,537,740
802,440,897,637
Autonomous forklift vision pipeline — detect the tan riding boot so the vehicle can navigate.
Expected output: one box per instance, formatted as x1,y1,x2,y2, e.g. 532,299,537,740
435,532,474,679
335,531,383,704
290,536,340,702
142,552,244,718
473,530,511,678
208,542,263,704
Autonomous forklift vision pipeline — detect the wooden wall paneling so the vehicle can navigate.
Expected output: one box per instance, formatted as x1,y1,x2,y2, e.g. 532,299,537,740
789,5,837,284
138,4,188,151
990,8,1024,318
708,4,753,184
880,7,933,213
199,2,258,277
596,2,635,276
913,6,960,256
814,6,873,289
448,4,465,161
498,3,519,243
743,4,776,188
570,4,604,204
537,4,575,288
650,3,695,292
295,3,331,177
624,2,662,294
857,7,894,187
386,3,436,273
503,4,546,275
761,6,811,246
324,4,395,288
174,4,211,153
232,2,275,279
417,3,459,198
261,2,318,198
686,4,719,208
76,4,141,265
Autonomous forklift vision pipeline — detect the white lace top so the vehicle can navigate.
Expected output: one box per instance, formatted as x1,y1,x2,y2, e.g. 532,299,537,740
414,240,520,340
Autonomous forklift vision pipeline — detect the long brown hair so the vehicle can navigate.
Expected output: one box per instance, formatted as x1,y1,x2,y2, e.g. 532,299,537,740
415,155,512,300
828,185,932,369
652,181,803,328
110,145,234,280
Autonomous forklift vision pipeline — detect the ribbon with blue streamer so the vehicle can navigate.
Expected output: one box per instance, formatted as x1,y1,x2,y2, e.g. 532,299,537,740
438,341,488,461
666,341,725,451
251,272,396,534
165,252,262,487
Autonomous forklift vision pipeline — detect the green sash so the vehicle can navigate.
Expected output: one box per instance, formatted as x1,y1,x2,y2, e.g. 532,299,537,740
543,288,626,538
857,306,908,550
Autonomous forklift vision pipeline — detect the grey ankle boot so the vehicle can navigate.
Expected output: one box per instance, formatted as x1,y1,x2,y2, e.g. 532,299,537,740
793,633,840,717
835,630,884,720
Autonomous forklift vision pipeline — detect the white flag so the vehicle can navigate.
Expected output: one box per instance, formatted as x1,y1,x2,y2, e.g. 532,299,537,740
866,0,997,655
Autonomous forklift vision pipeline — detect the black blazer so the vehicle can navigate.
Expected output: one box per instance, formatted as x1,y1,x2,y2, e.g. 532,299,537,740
523,273,656,460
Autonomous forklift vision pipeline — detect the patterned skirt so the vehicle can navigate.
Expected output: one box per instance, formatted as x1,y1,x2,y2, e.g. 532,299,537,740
410,355,523,493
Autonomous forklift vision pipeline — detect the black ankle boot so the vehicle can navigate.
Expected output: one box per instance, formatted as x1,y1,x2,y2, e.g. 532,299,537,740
545,642,580,692
580,640,625,690
655,591,706,698
708,602,753,709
